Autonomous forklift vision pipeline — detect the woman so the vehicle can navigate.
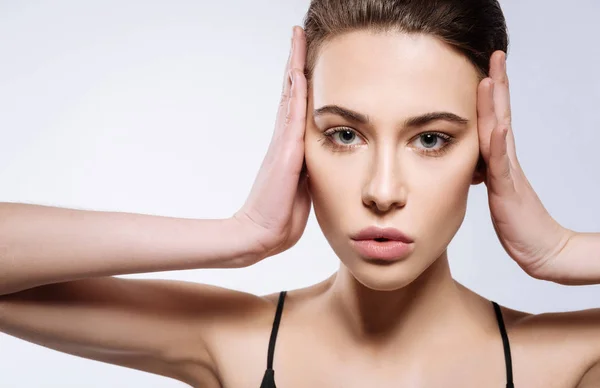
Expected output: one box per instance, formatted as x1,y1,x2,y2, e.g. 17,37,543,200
1,0,599,387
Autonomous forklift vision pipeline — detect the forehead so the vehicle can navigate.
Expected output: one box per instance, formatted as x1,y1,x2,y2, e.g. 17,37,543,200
310,31,480,121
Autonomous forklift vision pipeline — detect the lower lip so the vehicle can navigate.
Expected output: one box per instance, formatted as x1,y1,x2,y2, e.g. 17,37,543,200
350,239,413,261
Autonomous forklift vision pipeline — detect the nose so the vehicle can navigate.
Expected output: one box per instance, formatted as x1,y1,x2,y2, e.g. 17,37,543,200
361,149,407,213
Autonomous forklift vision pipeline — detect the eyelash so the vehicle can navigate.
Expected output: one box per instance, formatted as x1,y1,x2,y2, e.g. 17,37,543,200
318,127,456,157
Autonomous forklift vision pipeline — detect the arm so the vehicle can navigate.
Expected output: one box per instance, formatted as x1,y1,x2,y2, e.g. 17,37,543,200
0,202,264,296
0,276,270,387
0,202,269,386
536,231,600,286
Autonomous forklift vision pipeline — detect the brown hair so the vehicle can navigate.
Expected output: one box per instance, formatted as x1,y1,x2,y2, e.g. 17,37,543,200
302,0,509,81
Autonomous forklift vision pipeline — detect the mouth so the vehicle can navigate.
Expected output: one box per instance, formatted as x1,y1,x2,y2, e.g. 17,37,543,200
373,237,389,242
349,238,413,262
349,226,414,261
350,226,414,243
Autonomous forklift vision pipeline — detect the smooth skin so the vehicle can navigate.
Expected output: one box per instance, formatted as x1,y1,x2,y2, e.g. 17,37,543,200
0,26,599,387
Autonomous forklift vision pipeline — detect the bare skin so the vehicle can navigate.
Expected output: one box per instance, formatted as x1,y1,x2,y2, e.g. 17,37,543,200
0,26,599,388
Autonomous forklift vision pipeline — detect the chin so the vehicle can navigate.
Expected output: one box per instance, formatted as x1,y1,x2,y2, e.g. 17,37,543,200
347,259,425,292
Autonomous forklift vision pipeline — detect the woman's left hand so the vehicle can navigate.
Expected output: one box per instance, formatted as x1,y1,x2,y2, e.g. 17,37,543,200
476,50,575,280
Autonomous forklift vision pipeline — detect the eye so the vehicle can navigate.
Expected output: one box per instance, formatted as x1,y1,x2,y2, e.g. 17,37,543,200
320,127,364,151
411,132,455,156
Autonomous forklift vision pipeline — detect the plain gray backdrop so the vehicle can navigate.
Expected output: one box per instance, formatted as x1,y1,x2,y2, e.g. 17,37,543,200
1,1,599,386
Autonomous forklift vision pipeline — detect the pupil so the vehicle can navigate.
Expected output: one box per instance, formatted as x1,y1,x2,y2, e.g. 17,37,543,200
340,131,354,143
421,134,437,148
339,131,354,142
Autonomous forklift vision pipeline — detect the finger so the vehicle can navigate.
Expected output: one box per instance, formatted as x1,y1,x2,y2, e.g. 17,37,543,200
275,69,308,217
487,125,515,197
266,68,308,180
273,26,306,140
289,26,306,75
285,69,308,148
280,26,306,99
489,51,511,127
261,26,299,170
489,50,520,169
477,78,496,164
281,26,295,94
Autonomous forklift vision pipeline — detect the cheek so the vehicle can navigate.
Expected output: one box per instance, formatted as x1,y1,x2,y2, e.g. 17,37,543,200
305,152,348,214
304,137,359,237
420,173,470,218
411,149,478,234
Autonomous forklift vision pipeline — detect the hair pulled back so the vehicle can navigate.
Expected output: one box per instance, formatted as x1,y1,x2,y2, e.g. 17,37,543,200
302,0,509,81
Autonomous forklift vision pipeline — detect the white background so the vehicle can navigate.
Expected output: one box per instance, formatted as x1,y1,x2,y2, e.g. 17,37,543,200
1,0,599,386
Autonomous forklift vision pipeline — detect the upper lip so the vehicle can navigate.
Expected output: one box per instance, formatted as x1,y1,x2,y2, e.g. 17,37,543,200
351,226,414,243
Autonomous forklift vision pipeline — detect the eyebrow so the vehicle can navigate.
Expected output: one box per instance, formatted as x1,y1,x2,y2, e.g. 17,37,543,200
313,104,469,127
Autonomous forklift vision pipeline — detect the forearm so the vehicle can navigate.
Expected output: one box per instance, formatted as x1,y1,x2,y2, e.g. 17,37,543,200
0,202,262,296
543,230,600,286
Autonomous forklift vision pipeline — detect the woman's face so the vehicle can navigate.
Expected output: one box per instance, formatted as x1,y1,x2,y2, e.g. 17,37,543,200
304,31,484,291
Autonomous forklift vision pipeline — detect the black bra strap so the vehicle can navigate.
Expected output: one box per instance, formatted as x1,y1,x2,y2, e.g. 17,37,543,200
266,290,287,369
492,301,514,388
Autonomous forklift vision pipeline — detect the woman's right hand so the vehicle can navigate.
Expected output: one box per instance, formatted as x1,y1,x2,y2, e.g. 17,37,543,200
232,26,311,265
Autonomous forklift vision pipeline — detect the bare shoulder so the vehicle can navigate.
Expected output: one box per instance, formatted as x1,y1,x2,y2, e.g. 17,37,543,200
499,303,600,386
0,277,275,387
505,304,600,348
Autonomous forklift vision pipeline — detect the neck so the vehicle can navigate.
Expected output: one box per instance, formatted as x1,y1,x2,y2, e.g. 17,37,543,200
322,251,483,353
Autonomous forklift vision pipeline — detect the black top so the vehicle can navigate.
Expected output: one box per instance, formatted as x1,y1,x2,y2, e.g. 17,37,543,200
260,291,514,388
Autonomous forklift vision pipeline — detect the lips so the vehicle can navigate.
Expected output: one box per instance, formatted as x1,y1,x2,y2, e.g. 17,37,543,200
350,226,414,243
350,239,412,261
349,226,414,261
